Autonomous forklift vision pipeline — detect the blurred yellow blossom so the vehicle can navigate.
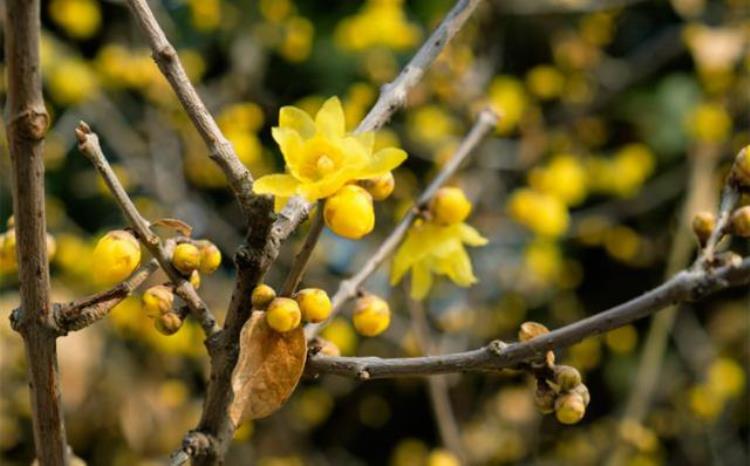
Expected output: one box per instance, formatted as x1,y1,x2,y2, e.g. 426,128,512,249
523,239,563,285
320,317,357,356
47,59,98,105
683,24,745,74
507,188,570,237
528,154,587,206
526,65,566,100
407,105,460,147
489,76,528,134
706,357,745,399
49,0,101,40
260,0,293,23
586,144,655,197
605,325,638,354
279,16,314,63
188,0,221,32
334,0,421,52
686,102,732,143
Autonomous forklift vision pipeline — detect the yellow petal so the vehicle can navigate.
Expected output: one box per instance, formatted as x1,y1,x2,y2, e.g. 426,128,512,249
443,246,477,287
354,131,375,153
315,97,346,139
298,170,351,201
359,147,407,179
274,195,289,213
279,106,315,138
390,241,414,285
272,127,305,168
410,261,433,300
458,223,489,247
253,174,300,197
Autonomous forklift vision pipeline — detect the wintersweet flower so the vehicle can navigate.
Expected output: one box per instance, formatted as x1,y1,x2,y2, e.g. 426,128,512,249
254,97,407,210
391,221,488,300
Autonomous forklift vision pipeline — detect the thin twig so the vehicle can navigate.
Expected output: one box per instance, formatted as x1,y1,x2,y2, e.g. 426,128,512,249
124,0,255,215
308,257,750,379
75,122,220,337
695,185,741,266
55,259,159,332
306,109,498,339
280,202,326,296
4,0,70,464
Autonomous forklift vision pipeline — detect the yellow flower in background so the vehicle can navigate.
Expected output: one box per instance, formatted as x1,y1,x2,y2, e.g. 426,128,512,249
279,16,314,63
706,357,745,399
391,221,488,299
683,24,745,74
188,0,221,32
253,97,407,208
218,102,265,166
523,239,563,284
334,0,421,52
407,105,460,148
49,0,101,40
260,0,293,23
528,154,587,206
525,65,565,101
488,76,528,134
586,144,655,198
686,102,732,143
507,188,570,237
48,59,98,105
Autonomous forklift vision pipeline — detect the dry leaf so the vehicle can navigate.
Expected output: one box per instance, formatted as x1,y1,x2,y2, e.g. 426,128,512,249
151,218,193,237
229,311,307,424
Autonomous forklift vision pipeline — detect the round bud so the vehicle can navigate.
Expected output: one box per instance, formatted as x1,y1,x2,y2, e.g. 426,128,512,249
555,392,586,424
730,206,750,238
554,365,582,392
359,172,395,201
198,241,222,274
266,297,302,332
172,243,201,275
155,312,183,335
92,230,142,284
570,383,591,407
295,288,332,323
692,211,716,246
142,285,174,317
324,185,375,239
426,449,460,466
518,321,550,342
730,146,750,188
189,270,201,289
251,284,277,310
534,386,556,414
353,294,391,337
430,187,472,225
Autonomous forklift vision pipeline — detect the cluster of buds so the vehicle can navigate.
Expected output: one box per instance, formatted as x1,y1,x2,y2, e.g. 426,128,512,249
519,321,591,425
253,284,334,333
323,173,396,240
142,285,182,335
729,145,750,191
170,239,222,286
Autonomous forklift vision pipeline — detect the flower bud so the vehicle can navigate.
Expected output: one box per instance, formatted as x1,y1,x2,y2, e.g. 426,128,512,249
431,187,472,225
692,211,716,246
554,365,582,392
266,297,302,332
570,383,591,407
359,172,395,201
324,185,375,239
172,243,201,275
730,146,750,188
93,230,141,284
251,284,276,309
426,449,460,466
142,285,174,317
155,312,183,335
353,294,391,337
198,241,222,274
189,270,201,289
295,288,332,323
555,392,586,424
730,206,750,237
518,321,550,342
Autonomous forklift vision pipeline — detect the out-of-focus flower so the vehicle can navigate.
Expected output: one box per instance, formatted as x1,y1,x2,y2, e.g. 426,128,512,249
529,155,587,206
320,317,357,355
686,102,732,143
526,65,566,101
49,0,101,40
586,144,655,197
407,105,461,148
334,0,421,52
279,16,314,63
47,59,98,105
683,24,745,74
579,12,616,47
260,0,293,23
522,239,563,285
507,188,570,237
488,76,528,134
188,0,221,32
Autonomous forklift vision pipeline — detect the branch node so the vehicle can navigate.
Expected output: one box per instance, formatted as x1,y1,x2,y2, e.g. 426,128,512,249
489,340,509,356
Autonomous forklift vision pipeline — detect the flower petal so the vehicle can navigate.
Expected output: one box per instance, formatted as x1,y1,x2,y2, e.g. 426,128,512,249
354,131,375,153
315,97,346,139
359,147,407,179
391,239,415,285
253,174,300,197
274,195,289,213
443,246,477,287
297,170,351,201
272,127,305,169
410,261,433,300
279,106,316,139
458,223,489,247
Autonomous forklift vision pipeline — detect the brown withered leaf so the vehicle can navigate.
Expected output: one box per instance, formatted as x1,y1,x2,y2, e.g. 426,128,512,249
150,218,193,237
229,311,307,424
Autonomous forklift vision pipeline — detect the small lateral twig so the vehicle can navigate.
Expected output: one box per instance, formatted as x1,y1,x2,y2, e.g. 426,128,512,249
280,201,325,296
75,122,220,337
307,257,750,379
695,184,741,266
306,109,498,339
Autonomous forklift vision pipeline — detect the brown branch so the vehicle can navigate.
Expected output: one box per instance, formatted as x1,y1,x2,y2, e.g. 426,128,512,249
280,202,325,296
307,256,750,379
55,259,159,332
4,0,69,464
305,109,498,339
75,122,220,337
123,0,255,215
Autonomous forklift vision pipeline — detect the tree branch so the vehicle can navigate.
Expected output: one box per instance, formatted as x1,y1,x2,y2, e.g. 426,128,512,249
306,109,498,339
280,201,325,296
123,0,255,216
307,257,750,379
75,122,220,337
4,0,69,464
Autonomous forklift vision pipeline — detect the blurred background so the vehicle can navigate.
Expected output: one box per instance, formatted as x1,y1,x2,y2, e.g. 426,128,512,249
1,0,749,465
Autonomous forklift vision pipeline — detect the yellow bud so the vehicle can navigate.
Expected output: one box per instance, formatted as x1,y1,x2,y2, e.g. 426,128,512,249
570,383,591,407
431,187,472,225
295,288,332,323
692,211,716,245
92,230,141,285
426,449,460,466
142,285,174,317
359,172,395,201
189,270,201,289
324,185,375,239
251,283,277,309
731,206,750,237
198,241,222,274
519,321,550,342
172,243,201,275
554,365,582,392
731,146,750,188
155,312,183,335
353,294,391,337
555,392,586,424
266,297,302,332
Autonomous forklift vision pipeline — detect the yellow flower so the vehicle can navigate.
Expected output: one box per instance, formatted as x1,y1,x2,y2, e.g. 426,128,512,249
507,188,570,237
528,154,587,206
49,0,101,40
686,102,732,143
254,97,407,208
489,76,528,135
391,221,488,300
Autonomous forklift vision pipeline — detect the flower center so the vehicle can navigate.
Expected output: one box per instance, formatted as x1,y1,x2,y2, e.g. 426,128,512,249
315,155,336,176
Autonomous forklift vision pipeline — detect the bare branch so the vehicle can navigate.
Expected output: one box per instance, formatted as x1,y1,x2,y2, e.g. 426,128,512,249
123,0,255,215
75,122,220,337
55,259,159,332
280,202,325,296
308,257,750,379
696,184,741,266
306,109,498,339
